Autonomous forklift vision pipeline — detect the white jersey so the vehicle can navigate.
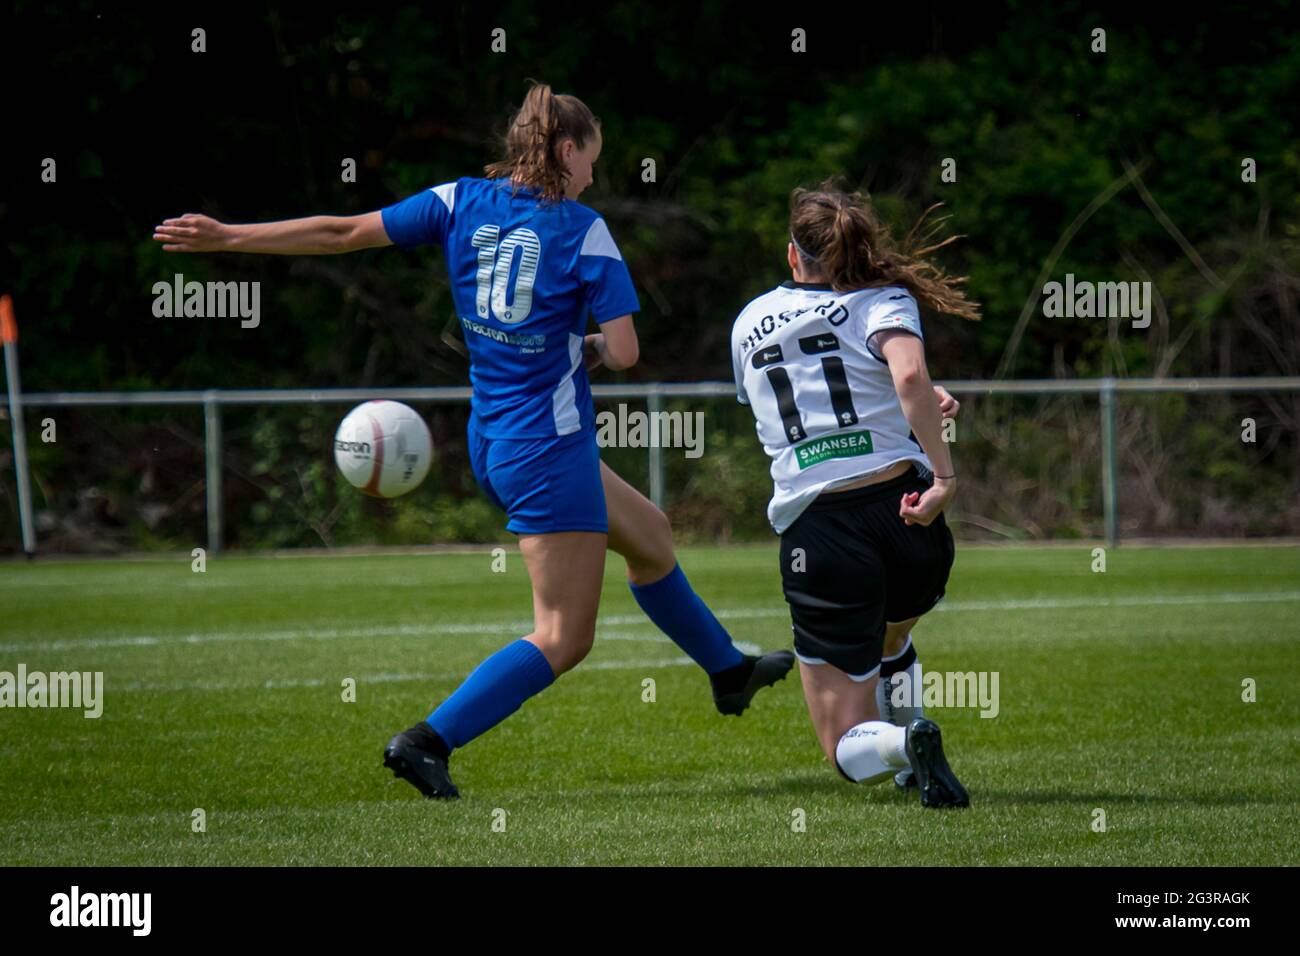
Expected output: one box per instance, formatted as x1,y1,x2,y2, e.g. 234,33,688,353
731,281,931,533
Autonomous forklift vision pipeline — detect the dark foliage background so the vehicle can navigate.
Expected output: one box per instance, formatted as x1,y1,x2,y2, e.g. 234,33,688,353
1,1,1297,550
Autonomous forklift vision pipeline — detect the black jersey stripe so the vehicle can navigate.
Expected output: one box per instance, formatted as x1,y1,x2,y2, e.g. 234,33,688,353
821,356,860,427
764,366,807,442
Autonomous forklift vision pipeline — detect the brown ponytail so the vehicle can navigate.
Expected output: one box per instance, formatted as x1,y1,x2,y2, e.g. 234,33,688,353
484,80,600,203
789,179,981,321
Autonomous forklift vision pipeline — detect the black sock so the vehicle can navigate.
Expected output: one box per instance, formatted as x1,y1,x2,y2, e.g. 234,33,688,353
709,656,755,696
406,722,451,762
881,641,917,678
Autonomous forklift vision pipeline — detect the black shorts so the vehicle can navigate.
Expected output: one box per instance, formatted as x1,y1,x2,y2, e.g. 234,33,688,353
778,465,955,679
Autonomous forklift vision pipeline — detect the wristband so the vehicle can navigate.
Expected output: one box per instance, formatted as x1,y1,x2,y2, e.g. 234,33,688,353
934,473,955,480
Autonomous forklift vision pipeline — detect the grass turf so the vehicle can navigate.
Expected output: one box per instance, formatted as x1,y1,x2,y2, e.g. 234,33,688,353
1,544,1297,866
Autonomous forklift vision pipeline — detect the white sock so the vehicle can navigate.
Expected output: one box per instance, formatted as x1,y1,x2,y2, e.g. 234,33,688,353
874,673,894,722
835,720,909,784
877,637,925,726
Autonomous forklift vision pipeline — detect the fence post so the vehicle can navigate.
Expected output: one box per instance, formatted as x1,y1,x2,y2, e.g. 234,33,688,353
648,390,664,509
1099,379,1118,548
203,391,223,555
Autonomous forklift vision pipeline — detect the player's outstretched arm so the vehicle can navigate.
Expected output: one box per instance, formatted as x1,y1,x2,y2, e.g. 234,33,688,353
879,330,956,526
153,210,392,255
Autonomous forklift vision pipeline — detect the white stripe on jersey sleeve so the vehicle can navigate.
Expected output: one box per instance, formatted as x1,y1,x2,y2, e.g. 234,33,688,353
579,218,623,260
432,181,457,213
862,288,923,360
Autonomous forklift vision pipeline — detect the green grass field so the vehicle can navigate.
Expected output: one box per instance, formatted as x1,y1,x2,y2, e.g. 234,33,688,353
1,544,1297,866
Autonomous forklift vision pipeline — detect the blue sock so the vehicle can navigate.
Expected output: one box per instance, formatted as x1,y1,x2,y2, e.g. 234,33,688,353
426,638,555,751
629,563,744,673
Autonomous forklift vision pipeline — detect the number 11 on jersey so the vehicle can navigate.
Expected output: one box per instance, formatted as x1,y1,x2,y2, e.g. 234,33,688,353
764,357,860,444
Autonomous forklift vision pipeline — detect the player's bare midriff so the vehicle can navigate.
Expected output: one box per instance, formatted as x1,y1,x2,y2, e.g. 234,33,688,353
821,458,914,494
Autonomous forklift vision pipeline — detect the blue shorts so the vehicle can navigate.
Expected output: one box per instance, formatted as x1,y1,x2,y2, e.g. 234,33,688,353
467,417,608,535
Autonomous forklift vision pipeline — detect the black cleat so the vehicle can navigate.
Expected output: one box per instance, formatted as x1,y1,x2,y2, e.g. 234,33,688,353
712,650,796,716
383,730,460,799
904,718,969,808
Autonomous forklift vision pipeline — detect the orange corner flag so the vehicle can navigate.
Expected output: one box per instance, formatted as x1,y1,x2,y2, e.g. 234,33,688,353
0,295,15,345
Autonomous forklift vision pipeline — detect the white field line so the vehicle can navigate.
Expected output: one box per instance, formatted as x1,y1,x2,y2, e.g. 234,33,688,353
0,625,758,654
112,656,703,694
3,590,1298,654
0,576,482,595
930,590,1300,613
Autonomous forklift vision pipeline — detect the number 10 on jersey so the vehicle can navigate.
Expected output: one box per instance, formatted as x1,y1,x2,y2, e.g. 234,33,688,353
472,225,542,325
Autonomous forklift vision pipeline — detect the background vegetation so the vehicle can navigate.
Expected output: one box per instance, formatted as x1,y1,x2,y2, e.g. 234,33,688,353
2,2,1297,551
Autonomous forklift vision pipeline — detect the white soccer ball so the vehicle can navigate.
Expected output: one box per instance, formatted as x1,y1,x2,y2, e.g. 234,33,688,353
333,400,433,498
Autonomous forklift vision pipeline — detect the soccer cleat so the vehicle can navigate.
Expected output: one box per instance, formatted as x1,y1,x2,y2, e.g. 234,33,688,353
713,650,796,716
383,730,460,800
903,718,969,808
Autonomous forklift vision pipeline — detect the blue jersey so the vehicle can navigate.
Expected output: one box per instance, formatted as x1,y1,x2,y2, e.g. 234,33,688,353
381,176,640,438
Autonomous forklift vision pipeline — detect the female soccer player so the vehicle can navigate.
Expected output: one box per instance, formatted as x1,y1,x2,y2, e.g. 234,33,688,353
729,181,979,807
154,82,793,798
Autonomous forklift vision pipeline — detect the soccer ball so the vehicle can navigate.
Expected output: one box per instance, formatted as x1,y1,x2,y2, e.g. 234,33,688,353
333,400,433,498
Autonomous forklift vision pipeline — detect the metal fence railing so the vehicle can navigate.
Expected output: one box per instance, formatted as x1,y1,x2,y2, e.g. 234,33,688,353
8,377,1300,554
